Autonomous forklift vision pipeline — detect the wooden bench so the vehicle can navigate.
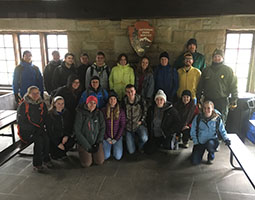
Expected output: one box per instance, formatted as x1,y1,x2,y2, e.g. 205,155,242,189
227,133,255,189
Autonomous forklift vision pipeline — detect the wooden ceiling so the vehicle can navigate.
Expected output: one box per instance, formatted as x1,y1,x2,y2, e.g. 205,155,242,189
0,0,254,19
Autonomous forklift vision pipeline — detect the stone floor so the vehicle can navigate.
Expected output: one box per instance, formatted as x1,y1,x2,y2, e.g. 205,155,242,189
0,126,255,200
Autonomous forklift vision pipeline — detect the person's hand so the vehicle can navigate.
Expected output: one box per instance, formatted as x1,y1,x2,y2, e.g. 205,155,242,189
137,121,142,126
58,143,65,150
229,102,237,111
112,139,117,144
62,136,68,144
224,139,231,146
106,138,112,144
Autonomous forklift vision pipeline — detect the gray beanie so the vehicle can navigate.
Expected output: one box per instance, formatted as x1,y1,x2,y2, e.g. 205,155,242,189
154,89,167,102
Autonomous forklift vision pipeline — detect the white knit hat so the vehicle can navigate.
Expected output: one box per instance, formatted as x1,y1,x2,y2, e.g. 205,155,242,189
154,89,167,102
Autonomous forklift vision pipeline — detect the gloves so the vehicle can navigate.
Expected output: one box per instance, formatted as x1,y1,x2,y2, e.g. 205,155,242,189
229,102,237,110
112,139,117,144
224,139,231,146
90,143,99,153
106,138,112,144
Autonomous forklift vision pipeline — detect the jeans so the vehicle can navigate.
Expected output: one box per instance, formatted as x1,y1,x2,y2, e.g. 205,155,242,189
192,139,219,165
103,137,123,160
126,125,148,154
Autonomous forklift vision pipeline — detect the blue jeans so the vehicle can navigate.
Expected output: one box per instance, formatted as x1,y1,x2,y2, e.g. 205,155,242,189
103,137,123,160
126,125,148,154
192,139,219,165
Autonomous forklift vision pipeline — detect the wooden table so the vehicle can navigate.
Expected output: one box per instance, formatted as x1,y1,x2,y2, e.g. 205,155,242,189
0,110,17,144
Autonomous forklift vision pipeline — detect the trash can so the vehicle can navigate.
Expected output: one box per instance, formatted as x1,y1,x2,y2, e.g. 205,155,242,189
226,92,255,142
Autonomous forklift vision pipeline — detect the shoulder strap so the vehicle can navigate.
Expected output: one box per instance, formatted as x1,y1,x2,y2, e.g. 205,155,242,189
90,66,94,77
216,116,221,139
17,66,24,90
196,114,201,144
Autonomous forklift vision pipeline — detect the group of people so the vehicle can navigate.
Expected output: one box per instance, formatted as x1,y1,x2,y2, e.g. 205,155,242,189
13,38,237,172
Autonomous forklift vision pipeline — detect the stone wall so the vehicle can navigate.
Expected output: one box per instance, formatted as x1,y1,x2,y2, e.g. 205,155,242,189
0,15,255,69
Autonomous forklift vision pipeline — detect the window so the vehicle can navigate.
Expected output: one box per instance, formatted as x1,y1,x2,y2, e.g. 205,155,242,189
0,34,15,85
225,32,254,93
0,33,68,86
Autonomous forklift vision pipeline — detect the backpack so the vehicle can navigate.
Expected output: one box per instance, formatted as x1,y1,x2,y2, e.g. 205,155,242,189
90,65,110,78
195,113,221,144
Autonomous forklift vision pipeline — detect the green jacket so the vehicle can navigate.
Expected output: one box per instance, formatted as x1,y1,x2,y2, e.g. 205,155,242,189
74,105,105,151
173,51,206,71
196,63,238,104
109,64,135,100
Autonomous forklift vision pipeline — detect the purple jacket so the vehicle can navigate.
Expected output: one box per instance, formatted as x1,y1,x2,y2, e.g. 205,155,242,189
102,105,126,141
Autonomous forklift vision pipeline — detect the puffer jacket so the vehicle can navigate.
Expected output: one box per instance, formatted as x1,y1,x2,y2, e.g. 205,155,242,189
74,105,105,151
121,94,147,132
109,63,135,100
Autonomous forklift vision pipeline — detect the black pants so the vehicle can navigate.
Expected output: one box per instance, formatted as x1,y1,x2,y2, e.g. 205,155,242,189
50,136,75,159
182,129,190,144
20,128,50,167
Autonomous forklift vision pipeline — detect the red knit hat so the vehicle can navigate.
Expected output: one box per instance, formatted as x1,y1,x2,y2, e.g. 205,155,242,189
86,95,98,105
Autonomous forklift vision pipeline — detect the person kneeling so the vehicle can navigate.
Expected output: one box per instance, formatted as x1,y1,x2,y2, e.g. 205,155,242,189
74,96,105,167
190,101,231,165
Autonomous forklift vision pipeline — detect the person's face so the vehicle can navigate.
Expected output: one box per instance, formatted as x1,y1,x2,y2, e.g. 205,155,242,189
87,101,97,112
96,55,105,66
141,58,149,71
126,87,136,101
119,56,127,66
91,79,99,90
80,55,89,65
72,79,80,90
23,52,32,63
213,54,224,63
160,57,168,66
65,55,74,65
203,103,214,118
188,44,196,53
109,96,117,107
184,56,193,67
52,52,60,61
29,88,40,101
55,99,65,111
182,95,191,105
155,97,165,108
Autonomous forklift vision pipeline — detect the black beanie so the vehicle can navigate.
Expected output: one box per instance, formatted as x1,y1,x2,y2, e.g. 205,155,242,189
159,51,169,60
186,38,197,48
181,90,192,97
67,74,79,87
90,76,100,82
108,90,118,100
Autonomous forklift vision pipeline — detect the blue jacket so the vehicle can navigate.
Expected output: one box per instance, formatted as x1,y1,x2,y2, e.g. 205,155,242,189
79,86,108,109
13,61,44,97
190,113,229,145
154,64,178,101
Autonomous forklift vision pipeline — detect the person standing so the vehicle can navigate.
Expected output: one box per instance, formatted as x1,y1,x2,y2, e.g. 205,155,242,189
196,49,238,123
43,50,62,94
77,53,90,92
13,50,44,103
173,38,206,71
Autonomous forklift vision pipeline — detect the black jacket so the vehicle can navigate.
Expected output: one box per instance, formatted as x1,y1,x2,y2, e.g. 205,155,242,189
147,102,181,139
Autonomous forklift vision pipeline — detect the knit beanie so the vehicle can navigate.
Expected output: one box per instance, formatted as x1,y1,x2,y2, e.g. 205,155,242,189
90,75,100,82
181,90,192,97
186,38,197,48
159,51,169,60
212,49,224,58
86,95,98,105
154,89,167,102
108,90,118,100
67,74,79,88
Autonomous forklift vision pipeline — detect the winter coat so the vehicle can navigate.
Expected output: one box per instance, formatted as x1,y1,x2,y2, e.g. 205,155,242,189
190,112,229,145
13,60,43,97
79,85,108,109
77,63,90,92
196,62,238,104
109,63,135,100
48,108,73,146
74,105,105,151
17,94,48,133
102,104,126,141
52,61,77,90
147,102,181,139
173,51,206,71
136,72,155,102
43,60,62,94
85,63,110,90
177,66,201,99
121,94,147,132
154,64,179,102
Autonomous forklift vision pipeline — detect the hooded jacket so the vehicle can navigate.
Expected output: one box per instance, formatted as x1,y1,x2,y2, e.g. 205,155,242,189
52,61,77,90
43,59,62,94
74,104,105,151
109,63,135,100
147,102,181,139
13,60,44,97
85,63,110,90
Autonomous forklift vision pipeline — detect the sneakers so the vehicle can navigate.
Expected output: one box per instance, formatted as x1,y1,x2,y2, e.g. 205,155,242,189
182,143,189,148
207,152,215,164
33,166,45,173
